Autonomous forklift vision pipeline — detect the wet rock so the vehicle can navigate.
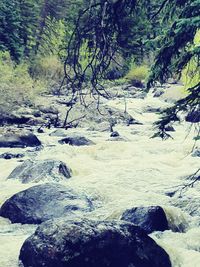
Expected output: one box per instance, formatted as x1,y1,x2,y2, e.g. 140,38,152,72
130,79,145,89
19,218,171,267
7,159,72,183
165,125,175,132
0,131,41,148
0,115,31,125
153,88,165,98
192,149,200,157
127,117,143,126
59,135,95,146
110,131,120,137
0,183,93,224
37,128,44,133
185,110,200,123
0,152,24,160
144,106,161,113
121,206,169,234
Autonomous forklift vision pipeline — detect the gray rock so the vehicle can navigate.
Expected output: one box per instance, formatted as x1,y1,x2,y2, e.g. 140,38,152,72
0,131,41,148
0,183,93,224
0,152,24,160
110,131,120,137
153,88,165,98
127,117,143,125
121,206,169,234
165,125,175,132
59,135,95,146
19,218,171,267
7,159,72,183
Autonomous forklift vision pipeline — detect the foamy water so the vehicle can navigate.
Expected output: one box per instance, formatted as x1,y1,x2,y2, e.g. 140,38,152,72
0,90,199,267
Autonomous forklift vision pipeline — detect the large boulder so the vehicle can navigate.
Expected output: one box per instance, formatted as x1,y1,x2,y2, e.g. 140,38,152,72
0,183,93,224
19,218,171,267
59,135,95,146
7,159,72,183
0,131,41,148
121,206,169,234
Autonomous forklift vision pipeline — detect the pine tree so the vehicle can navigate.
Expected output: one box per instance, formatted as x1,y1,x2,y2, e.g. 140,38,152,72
0,0,23,61
147,0,200,138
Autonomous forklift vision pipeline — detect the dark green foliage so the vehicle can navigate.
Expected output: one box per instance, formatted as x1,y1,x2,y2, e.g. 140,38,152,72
0,0,23,61
152,82,200,139
147,0,200,138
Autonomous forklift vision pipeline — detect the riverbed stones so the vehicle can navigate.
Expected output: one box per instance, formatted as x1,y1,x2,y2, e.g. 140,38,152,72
7,159,72,183
19,218,172,267
59,135,95,146
121,206,169,234
0,183,93,224
0,130,41,148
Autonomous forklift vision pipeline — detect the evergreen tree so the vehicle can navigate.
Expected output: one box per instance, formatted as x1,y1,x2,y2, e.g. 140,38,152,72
0,0,23,61
147,0,200,138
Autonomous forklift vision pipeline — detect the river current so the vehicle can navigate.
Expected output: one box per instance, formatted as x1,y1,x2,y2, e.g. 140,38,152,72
0,89,199,267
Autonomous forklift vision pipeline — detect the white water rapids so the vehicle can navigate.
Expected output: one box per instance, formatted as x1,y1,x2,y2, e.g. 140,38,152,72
0,89,199,267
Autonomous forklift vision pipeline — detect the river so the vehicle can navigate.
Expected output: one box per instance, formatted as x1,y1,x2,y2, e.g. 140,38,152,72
0,88,199,267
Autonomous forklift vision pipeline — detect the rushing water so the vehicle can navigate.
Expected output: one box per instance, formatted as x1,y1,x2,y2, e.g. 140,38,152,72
0,89,199,267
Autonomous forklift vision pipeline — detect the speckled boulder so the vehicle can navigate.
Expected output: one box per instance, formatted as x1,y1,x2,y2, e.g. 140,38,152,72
19,218,171,267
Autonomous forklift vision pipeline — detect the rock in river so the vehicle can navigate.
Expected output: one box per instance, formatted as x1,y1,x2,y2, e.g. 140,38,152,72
185,110,200,123
7,159,72,183
0,183,93,224
121,206,169,234
0,130,41,148
19,218,172,267
59,135,95,146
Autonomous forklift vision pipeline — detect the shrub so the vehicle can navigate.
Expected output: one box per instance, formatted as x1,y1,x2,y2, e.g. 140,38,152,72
0,51,43,116
29,55,64,93
125,65,149,84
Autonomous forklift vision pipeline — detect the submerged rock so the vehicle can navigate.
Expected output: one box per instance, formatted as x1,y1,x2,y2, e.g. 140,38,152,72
59,135,95,146
7,159,72,183
0,131,41,148
121,206,169,234
19,218,171,267
0,183,93,224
